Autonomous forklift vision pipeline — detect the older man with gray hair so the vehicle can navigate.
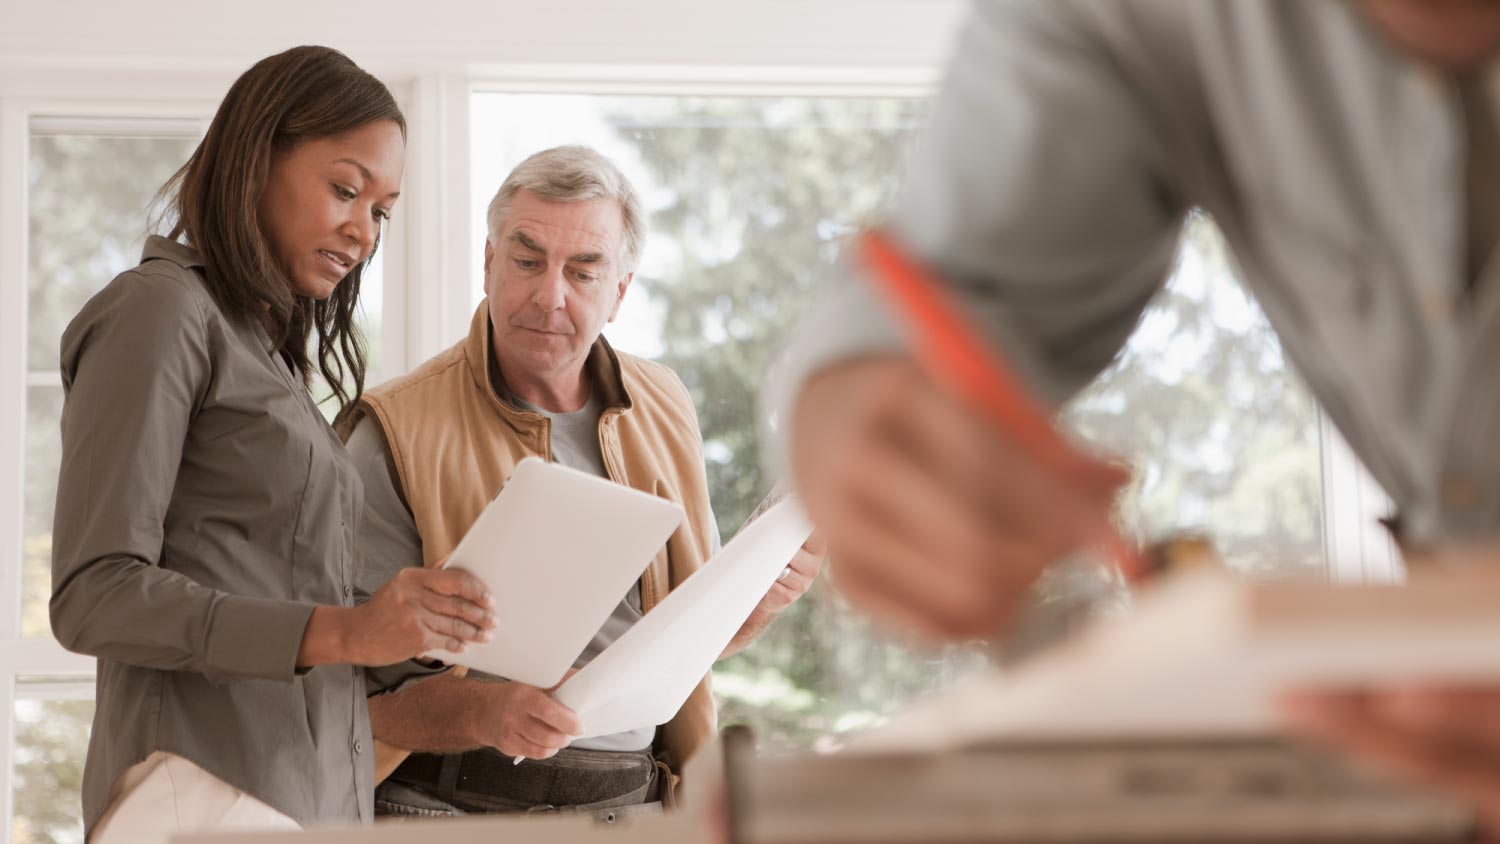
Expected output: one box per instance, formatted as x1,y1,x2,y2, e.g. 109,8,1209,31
340,145,821,820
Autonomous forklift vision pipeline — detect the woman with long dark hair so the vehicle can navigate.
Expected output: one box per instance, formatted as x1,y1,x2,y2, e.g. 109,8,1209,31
49,46,496,843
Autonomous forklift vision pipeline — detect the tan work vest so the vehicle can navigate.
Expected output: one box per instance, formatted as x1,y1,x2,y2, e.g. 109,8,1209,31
339,302,719,784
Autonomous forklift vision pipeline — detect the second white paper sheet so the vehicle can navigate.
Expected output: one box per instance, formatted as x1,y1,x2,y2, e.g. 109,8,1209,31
555,499,813,739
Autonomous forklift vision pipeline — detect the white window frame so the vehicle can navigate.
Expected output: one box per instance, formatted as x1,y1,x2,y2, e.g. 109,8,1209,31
0,58,1396,844
1321,413,1403,583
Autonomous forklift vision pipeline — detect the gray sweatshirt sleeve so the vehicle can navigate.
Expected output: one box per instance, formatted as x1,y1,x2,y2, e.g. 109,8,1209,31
762,0,1189,477
344,416,448,696
49,270,314,682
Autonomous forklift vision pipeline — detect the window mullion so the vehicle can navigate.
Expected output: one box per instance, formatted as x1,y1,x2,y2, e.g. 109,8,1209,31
1320,409,1403,583
0,93,26,844
1,101,30,643
393,74,473,372
0,675,12,844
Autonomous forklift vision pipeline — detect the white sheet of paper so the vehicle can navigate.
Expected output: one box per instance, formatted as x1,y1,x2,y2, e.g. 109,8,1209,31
554,499,813,739
424,457,684,688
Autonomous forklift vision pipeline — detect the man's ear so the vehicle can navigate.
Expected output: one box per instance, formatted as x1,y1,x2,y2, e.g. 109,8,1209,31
608,271,634,323
483,240,496,295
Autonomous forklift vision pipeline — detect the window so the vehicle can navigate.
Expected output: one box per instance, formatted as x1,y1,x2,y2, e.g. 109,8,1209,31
468,93,1357,753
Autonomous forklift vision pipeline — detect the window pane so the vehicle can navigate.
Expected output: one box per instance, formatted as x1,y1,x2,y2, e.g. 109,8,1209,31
13,696,94,844
470,93,1325,751
1067,215,1326,577
23,385,64,639
360,245,385,383
27,133,200,371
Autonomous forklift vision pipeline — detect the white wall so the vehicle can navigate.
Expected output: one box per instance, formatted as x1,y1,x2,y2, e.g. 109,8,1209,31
1,0,968,79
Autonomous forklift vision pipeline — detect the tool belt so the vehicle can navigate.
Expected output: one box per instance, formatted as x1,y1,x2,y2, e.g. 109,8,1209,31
383,745,664,821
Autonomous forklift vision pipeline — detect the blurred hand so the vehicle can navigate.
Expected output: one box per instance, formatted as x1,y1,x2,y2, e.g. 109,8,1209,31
333,567,496,666
753,532,826,617
792,355,1128,641
476,674,584,760
1281,685,1500,836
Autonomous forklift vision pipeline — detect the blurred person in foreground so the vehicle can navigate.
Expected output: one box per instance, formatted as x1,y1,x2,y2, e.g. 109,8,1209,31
766,0,1500,830
50,47,496,844
340,145,823,821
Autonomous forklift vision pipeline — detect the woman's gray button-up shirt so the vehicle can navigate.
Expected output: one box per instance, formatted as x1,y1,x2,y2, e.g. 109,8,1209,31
50,236,373,835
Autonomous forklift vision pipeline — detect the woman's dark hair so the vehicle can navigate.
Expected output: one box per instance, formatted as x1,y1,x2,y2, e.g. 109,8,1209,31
158,45,404,418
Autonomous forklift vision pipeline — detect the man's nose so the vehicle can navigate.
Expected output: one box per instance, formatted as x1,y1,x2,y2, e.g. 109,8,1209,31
532,267,568,310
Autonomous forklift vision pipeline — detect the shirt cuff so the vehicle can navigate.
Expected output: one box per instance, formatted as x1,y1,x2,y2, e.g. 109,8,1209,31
204,594,318,683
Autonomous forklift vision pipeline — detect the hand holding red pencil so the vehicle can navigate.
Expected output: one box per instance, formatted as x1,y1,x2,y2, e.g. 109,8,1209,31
789,229,1136,641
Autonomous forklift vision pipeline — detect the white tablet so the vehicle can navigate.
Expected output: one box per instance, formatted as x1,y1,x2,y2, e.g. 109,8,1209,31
424,457,685,688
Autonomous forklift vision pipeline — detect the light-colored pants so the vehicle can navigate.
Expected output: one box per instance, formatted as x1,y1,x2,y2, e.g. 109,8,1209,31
92,752,299,844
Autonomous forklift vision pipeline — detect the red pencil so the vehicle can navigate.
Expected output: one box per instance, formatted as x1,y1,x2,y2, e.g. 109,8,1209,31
856,228,1143,579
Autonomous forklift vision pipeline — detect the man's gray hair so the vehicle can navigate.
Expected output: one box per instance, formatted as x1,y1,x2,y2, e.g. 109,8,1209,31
485,145,646,274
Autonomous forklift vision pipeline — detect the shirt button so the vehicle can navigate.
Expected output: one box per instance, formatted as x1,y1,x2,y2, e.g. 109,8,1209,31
354,740,364,754
343,584,353,599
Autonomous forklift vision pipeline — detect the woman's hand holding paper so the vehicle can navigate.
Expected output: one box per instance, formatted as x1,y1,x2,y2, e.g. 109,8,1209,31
300,567,497,668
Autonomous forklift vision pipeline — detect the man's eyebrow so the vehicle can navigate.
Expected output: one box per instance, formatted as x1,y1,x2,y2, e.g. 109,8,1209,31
509,230,546,253
507,231,607,265
333,158,400,199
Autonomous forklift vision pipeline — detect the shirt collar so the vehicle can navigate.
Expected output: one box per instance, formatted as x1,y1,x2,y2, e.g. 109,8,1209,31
141,236,277,355
140,235,206,270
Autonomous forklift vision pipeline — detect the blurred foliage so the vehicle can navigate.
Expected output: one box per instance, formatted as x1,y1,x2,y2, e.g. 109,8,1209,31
1066,214,1324,578
12,699,92,844
26,135,196,370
